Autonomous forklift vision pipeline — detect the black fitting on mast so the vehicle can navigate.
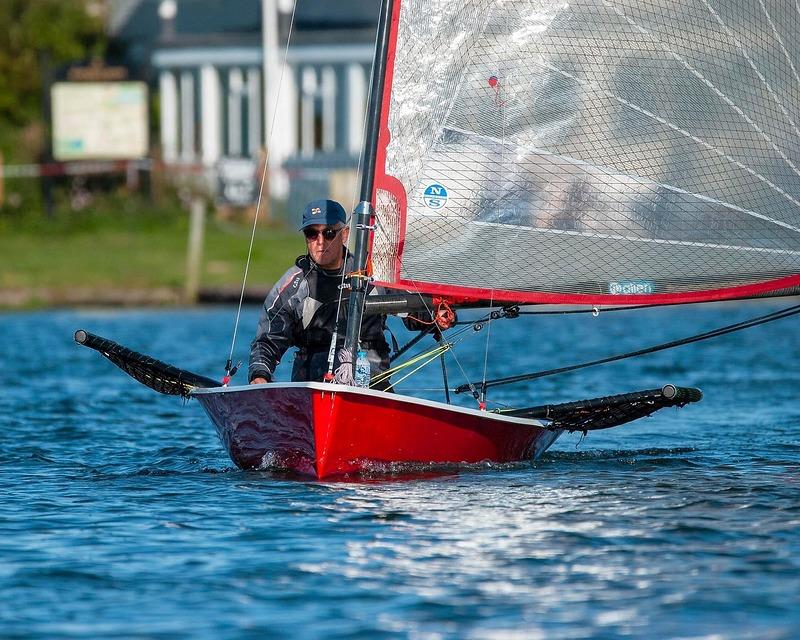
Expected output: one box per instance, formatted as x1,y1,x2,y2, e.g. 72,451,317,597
344,200,375,353
343,0,395,361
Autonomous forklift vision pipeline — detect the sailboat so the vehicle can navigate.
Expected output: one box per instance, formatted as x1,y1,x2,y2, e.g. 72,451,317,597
77,0,800,478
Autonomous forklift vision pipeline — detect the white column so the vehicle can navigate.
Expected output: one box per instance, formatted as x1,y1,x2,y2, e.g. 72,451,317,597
159,70,178,162
227,68,243,157
347,63,366,155
278,66,298,156
200,64,221,166
246,67,262,157
301,66,317,157
321,66,336,152
263,0,279,143
269,63,296,196
180,71,195,161
262,0,294,197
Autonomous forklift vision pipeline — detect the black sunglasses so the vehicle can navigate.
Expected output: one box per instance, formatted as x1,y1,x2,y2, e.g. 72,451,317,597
303,227,340,241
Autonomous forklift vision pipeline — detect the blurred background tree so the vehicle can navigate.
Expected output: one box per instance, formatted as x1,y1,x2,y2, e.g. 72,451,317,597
0,0,105,159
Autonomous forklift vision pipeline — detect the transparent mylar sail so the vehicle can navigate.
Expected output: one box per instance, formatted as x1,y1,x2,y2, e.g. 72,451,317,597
370,0,800,303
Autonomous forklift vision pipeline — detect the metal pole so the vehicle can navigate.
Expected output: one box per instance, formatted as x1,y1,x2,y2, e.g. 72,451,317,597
343,0,395,363
185,196,206,303
262,0,282,212
440,352,451,404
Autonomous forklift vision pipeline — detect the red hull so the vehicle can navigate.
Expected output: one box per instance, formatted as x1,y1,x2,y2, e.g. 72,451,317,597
192,382,561,479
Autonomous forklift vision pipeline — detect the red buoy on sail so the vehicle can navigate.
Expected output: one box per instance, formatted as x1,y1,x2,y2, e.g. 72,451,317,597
488,75,498,88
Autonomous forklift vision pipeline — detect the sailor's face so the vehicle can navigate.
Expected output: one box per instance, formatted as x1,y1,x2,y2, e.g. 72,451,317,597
304,224,348,269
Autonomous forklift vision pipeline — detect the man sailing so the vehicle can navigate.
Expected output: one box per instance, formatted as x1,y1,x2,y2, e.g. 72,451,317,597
248,199,392,388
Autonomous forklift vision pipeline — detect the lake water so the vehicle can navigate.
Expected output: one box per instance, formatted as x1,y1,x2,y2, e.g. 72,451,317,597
1,303,799,639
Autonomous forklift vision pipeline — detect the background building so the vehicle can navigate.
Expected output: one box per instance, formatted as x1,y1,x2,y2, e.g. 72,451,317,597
108,0,381,216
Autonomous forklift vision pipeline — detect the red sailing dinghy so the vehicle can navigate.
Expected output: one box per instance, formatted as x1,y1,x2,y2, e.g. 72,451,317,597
73,328,702,477
192,383,562,477
77,0,800,478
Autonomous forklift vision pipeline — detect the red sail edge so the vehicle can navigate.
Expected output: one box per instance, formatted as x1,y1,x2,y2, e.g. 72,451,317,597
370,0,406,286
374,274,800,307
370,0,800,307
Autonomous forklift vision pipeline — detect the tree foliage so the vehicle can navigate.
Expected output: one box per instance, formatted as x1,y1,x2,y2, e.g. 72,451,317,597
0,0,105,128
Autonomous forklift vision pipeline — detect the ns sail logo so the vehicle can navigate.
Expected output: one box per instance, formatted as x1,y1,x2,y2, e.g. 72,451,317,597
423,183,448,209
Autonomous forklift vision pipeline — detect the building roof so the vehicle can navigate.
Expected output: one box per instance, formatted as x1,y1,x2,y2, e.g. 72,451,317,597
109,0,260,40
110,0,381,44
295,0,381,30
109,0,381,73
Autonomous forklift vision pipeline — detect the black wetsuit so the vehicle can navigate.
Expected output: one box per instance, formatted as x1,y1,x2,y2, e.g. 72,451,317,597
248,252,390,385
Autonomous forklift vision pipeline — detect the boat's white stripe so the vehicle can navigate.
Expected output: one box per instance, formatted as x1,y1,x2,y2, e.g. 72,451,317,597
191,381,549,429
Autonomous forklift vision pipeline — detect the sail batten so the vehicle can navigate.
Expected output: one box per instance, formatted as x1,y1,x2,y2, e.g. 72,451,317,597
430,125,800,237
455,221,800,256
370,0,800,304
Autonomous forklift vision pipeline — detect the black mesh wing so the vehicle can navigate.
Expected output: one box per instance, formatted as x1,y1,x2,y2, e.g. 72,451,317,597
499,385,702,433
75,330,219,398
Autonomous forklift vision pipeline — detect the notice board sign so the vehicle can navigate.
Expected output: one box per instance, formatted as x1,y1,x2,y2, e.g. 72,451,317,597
51,82,149,160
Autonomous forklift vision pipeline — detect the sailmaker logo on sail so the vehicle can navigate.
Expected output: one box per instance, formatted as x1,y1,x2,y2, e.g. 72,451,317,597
423,183,448,209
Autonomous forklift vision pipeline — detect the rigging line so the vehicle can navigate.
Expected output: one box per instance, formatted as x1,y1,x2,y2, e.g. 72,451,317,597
380,344,454,389
480,65,511,399
516,304,664,316
455,302,800,393
514,298,741,315
461,315,504,397
449,344,482,399
390,324,436,362
392,307,493,364
448,294,800,393
226,0,298,370
605,0,800,158
394,387,459,392
400,313,498,397
382,325,480,390
371,342,451,386
402,276,475,381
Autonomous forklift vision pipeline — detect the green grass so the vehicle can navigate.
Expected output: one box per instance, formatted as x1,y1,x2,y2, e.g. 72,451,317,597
0,194,305,297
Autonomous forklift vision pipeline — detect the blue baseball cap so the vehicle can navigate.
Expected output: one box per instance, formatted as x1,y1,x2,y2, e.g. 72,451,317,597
299,199,347,230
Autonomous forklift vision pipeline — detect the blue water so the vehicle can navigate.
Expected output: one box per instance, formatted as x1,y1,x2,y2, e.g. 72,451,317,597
2,304,799,639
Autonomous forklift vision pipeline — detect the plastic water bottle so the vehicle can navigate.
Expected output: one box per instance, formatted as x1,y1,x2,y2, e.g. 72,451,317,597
354,350,371,388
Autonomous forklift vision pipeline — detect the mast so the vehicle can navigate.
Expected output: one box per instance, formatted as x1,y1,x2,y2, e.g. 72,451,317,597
343,0,395,361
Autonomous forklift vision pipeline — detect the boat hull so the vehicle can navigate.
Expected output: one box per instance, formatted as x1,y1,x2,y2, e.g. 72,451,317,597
192,382,561,479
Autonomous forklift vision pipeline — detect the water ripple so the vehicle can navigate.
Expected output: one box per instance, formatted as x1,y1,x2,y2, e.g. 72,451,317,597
1,307,799,639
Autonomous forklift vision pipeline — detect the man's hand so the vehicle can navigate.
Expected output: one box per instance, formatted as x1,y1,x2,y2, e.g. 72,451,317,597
250,377,269,385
